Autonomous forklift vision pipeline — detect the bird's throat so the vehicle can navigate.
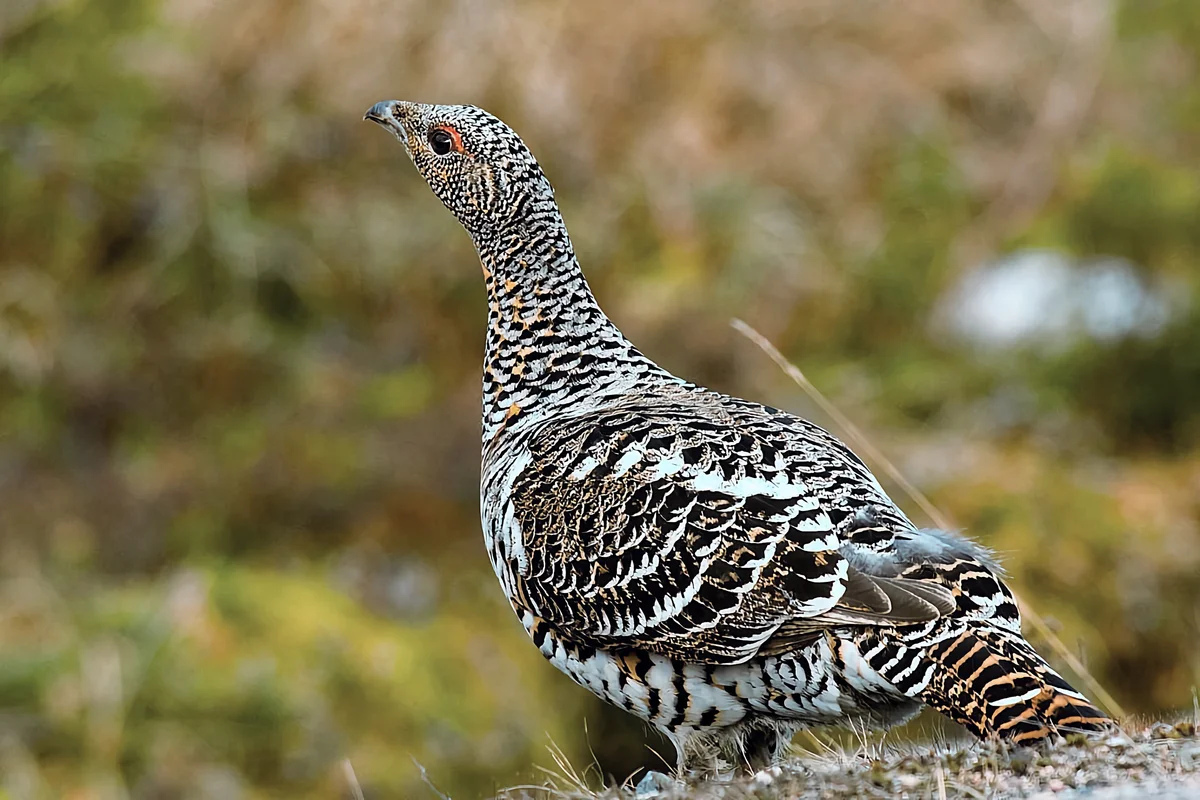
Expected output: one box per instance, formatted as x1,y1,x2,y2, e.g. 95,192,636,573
475,228,674,444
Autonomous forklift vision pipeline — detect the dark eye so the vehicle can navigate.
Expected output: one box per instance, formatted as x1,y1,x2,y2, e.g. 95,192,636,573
428,129,454,156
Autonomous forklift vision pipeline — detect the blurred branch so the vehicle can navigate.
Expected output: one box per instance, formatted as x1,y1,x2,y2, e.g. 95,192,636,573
731,317,1128,721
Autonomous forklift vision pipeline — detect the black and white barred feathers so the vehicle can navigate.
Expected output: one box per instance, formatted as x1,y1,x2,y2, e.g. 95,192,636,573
365,100,1112,772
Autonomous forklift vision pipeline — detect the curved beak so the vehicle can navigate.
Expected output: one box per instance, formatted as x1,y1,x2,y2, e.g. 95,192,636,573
363,100,397,124
364,100,412,139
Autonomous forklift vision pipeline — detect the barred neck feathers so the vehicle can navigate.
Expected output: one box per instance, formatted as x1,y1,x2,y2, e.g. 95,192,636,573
361,99,676,442
475,209,672,442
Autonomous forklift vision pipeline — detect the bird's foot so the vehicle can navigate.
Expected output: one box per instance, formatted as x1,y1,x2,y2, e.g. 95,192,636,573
633,770,680,798
751,765,783,786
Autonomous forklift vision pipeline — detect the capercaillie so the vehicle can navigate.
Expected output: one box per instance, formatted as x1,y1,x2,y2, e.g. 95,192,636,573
364,99,1111,775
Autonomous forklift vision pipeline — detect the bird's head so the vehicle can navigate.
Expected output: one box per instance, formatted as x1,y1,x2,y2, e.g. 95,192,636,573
364,100,554,240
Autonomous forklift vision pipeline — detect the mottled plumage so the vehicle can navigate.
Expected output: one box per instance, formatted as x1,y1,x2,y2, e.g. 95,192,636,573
364,100,1111,773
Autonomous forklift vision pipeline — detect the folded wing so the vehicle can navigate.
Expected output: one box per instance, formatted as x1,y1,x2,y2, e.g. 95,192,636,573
497,397,956,665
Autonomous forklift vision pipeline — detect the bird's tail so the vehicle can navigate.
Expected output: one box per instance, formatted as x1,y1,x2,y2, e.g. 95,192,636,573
918,624,1112,743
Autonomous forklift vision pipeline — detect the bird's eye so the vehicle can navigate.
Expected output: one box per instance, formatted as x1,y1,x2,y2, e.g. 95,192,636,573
428,128,455,156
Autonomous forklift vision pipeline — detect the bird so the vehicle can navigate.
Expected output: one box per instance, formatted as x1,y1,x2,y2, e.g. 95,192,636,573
363,99,1112,775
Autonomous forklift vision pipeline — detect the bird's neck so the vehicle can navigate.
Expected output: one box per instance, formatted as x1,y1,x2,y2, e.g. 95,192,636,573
472,212,675,444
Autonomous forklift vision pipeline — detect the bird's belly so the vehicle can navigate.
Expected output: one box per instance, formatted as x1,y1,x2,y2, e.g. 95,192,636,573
513,606,914,736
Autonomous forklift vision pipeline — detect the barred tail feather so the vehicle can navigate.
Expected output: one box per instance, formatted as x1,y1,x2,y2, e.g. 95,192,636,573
920,625,1111,743
1024,668,1113,737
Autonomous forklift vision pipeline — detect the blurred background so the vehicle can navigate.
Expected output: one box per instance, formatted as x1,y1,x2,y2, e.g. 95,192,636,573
2,0,1199,796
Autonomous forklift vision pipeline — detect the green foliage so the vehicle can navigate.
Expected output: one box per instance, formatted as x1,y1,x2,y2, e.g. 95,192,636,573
0,563,586,797
1015,145,1200,452
854,136,974,352
1056,311,1200,452
1053,146,1200,272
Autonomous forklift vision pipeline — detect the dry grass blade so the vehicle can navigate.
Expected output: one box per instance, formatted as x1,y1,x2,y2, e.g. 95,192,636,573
342,759,366,800
729,319,949,530
527,736,602,798
730,318,1127,721
412,756,453,800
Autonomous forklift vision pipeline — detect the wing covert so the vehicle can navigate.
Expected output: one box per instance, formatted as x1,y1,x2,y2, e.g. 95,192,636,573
490,394,946,665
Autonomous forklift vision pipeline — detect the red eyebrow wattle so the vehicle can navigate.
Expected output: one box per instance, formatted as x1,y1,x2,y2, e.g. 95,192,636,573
435,125,464,153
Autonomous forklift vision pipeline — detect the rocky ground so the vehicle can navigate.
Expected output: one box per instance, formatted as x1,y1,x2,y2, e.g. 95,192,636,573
497,721,1200,800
